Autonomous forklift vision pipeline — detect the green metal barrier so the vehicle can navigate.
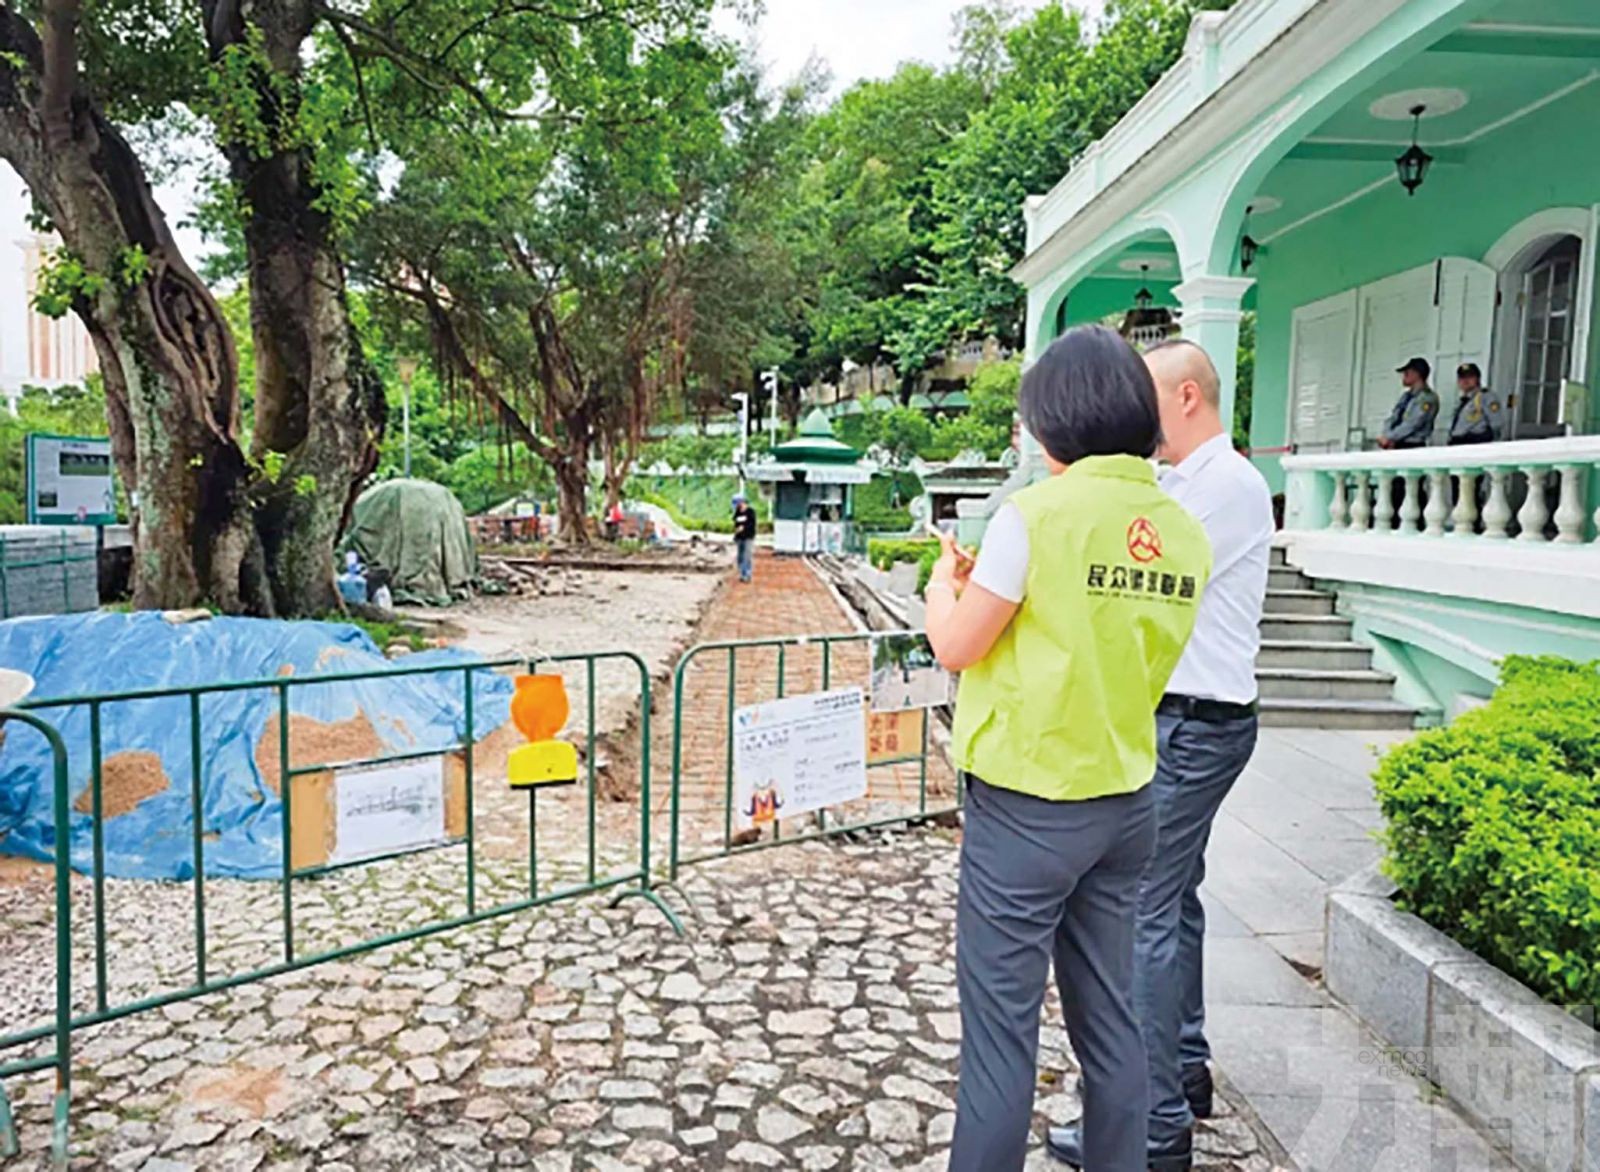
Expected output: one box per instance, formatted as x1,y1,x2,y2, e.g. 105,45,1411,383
0,710,71,1168
666,632,964,883
0,650,675,1164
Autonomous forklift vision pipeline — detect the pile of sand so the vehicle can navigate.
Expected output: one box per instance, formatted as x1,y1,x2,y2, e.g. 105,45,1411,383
254,712,384,793
72,750,171,819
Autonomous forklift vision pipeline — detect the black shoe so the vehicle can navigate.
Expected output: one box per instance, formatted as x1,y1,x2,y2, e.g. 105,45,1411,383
1045,1123,1193,1171
1183,1064,1214,1121
1072,1064,1213,1121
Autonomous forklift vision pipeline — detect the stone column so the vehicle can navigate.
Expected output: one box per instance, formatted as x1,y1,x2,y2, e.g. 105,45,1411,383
1172,275,1257,434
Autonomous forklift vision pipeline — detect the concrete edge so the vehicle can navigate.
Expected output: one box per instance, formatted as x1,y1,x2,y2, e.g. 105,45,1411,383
1325,873,1600,1172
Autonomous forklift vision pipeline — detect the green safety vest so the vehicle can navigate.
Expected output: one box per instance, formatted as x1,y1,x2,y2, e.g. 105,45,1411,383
952,455,1211,803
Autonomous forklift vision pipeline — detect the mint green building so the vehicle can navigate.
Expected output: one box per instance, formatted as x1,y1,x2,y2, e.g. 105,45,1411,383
998,0,1600,722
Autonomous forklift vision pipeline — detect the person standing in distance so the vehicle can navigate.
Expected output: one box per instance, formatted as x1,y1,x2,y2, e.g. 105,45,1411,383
731,494,758,584
1046,340,1273,1172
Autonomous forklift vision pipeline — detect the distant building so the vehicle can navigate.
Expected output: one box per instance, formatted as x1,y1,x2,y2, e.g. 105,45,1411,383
3,232,99,405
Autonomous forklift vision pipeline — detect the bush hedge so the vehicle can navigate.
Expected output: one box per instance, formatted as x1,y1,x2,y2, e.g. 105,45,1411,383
630,474,770,535
853,472,922,534
1374,656,1600,1010
868,538,940,595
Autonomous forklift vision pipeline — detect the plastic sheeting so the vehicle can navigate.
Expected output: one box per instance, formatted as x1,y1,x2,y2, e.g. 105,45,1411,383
0,611,512,880
344,479,477,606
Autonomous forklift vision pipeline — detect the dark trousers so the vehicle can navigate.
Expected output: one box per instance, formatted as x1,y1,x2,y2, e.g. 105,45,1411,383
949,777,1157,1172
1133,712,1259,1144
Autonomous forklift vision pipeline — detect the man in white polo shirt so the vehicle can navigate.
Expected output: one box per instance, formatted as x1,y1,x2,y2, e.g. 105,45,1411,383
1049,339,1273,1171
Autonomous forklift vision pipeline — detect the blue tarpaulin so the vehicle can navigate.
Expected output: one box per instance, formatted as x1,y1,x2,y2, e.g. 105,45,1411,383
0,612,513,880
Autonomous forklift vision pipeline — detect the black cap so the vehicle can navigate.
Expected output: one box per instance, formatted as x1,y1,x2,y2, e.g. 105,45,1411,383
1457,362,1482,380
1396,357,1431,380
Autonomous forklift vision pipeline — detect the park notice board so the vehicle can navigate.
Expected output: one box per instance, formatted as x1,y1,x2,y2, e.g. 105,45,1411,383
732,688,867,831
25,433,116,525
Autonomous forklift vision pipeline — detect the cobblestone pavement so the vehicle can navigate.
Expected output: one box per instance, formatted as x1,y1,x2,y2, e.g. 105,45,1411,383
5,831,1283,1171
3,554,1284,1170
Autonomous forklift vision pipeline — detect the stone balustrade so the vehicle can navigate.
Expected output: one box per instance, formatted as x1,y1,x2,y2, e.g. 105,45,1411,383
1283,437,1600,545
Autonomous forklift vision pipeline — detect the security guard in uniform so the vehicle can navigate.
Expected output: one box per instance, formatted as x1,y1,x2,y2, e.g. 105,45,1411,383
925,325,1211,1172
1378,358,1440,450
1448,363,1503,445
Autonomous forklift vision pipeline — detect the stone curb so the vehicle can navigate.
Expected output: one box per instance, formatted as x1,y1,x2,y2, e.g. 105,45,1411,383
1326,865,1600,1172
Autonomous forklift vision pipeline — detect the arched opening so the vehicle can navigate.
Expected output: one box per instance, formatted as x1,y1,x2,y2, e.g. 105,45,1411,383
1486,217,1592,439
1032,232,1183,355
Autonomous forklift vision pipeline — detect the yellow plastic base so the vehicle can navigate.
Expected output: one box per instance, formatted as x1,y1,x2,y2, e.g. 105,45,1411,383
508,741,580,789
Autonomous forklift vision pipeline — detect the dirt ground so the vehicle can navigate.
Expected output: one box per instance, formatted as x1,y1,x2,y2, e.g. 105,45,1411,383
398,563,724,741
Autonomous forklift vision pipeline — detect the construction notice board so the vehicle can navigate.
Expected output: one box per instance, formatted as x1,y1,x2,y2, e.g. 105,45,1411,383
26,433,115,524
733,688,867,831
290,751,470,871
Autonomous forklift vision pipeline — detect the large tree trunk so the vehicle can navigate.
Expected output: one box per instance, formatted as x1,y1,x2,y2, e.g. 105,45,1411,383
552,452,590,544
206,0,384,617
0,4,267,613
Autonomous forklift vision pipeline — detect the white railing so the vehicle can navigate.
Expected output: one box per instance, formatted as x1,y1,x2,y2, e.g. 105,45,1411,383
1283,437,1600,545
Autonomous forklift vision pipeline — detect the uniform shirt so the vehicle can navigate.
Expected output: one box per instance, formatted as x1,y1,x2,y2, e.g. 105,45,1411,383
955,455,1211,803
1448,388,1504,445
1383,386,1440,448
1158,434,1274,704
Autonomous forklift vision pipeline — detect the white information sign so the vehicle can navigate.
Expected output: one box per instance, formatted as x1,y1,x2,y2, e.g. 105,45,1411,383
25,434,116,524
330,757,448,865
733,688,868,831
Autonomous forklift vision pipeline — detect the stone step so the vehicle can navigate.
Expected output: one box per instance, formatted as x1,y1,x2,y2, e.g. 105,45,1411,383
1256,640,1375,671
1263,589,1336,617
1260,614,1352,643
1267,566,1311,591
1269,545,1289,568
1256,667,1398,702
1259,697,1418,730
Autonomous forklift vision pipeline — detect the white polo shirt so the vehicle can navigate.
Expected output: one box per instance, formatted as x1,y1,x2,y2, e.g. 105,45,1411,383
970,434,1272,704
1158,434,1273,704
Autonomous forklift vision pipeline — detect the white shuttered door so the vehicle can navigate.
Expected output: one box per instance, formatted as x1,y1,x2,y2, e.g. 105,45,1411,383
1433,257,1497,383
1355,264,1434,443
1289,291,1357,451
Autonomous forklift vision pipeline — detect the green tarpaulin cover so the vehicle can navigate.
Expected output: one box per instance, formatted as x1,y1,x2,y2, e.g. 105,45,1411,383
344,478,477,606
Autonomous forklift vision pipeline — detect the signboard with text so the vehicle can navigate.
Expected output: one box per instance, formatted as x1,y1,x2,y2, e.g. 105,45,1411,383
25,433,116,525
732,688,868,831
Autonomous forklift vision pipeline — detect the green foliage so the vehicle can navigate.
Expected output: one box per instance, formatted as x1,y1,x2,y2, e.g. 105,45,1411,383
1375,657,1600,1010
853,472,923,533
343,616,430,653
32,249,109,318
934,358,1018,458
868,537,941,594
870,406,935,469
641,433,739,475
909,0,1231,358
439,446,553,517
1234,312,1256,448
0,381,115,524
630,474,770,534
116,245,150,288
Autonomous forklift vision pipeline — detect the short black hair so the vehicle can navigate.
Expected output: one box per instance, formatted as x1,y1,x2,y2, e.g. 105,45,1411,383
1020,325,1162,465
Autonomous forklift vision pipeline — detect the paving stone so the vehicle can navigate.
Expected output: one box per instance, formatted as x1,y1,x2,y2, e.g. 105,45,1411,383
756,1105,815,1144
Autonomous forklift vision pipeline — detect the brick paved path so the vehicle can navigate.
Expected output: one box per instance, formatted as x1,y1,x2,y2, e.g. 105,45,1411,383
650,553,959,870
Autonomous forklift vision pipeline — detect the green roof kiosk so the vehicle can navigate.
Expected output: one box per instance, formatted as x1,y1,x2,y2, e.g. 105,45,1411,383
747,409,872,555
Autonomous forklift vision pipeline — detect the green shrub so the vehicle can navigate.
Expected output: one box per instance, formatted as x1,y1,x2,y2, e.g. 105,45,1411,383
1375,656,1600,1010
853,472,922,533
629,474,770,534
868,538,940,595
